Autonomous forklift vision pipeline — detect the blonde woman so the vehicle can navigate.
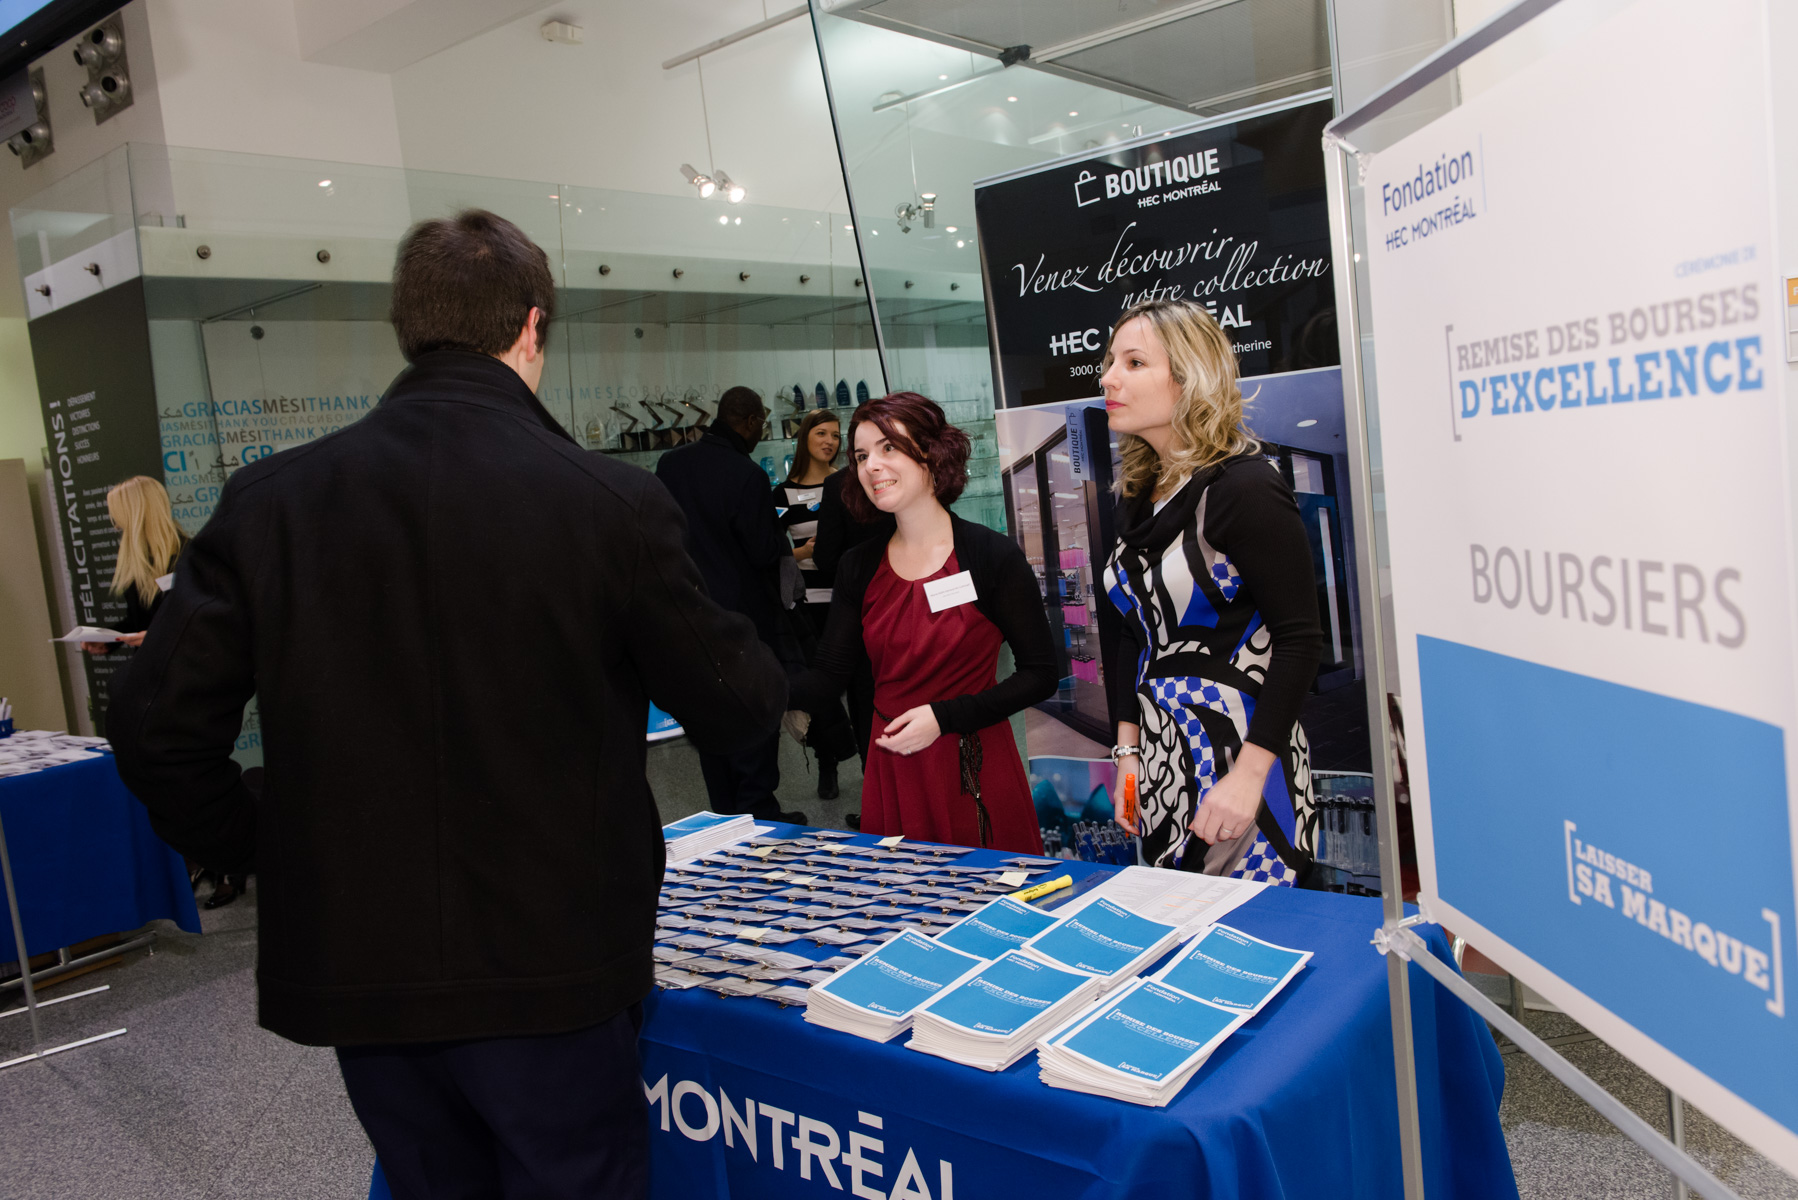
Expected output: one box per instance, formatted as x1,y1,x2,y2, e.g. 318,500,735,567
1100,299,1323,883
82,475,187,656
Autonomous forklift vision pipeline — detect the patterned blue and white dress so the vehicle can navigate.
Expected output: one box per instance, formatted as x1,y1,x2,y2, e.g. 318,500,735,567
1103,454,1323,881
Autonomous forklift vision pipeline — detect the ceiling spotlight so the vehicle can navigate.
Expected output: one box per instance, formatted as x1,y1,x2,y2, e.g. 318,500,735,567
938,74,948,80
1069,111,1078,117
956,240,966,248
919,192,936,229
680,163,716,198
1007,96,1018,102
945,226,958,233
318,179,331,188
719,214,729,224
716,168,746,204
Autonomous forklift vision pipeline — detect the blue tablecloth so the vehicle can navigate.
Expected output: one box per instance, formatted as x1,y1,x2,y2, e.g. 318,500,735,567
371,829,1515,1199
0,754,200,961
639,888,1513,1199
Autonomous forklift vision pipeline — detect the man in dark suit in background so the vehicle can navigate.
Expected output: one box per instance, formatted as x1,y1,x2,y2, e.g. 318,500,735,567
656,387,805,825
109,210,786,1200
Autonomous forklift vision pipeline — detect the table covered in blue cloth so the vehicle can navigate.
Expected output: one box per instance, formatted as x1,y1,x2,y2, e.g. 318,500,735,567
372,831,1516,1200
0,754,200,961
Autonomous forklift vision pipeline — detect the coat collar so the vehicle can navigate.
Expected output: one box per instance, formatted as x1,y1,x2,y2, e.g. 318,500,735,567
703,422,755,456
382,351,577,446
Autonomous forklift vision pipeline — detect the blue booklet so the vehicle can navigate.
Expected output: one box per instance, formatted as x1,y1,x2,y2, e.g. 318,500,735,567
1052,979,1242,1083
1022,897,1180,978
919,951,1094,1038
662,811,742,839
1154,924,1312,1013
817,930,985,1018
935,897,1058,961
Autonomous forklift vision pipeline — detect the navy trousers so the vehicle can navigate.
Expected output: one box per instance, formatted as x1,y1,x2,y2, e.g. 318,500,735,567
337,1005,648,1200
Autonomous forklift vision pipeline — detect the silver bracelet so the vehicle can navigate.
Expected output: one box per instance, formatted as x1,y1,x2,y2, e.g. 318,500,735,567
1109,744,1141,763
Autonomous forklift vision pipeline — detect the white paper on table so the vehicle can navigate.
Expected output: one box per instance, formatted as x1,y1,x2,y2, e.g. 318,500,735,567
1053,866,1265,936
51,626,121,644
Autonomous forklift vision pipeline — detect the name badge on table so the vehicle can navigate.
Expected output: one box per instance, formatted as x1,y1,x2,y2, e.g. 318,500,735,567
924,570,978,613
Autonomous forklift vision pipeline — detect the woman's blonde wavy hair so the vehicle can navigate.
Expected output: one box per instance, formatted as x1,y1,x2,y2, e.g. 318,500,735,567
1105,298,1258,499
107,476,184,607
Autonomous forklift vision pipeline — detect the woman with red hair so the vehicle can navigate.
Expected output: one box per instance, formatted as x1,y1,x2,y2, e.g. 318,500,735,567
791,392,1056,851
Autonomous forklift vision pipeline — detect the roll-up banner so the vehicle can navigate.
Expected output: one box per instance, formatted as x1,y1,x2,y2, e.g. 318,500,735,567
31,278,165,733
974,100,1375,868
1364,0,1798,1168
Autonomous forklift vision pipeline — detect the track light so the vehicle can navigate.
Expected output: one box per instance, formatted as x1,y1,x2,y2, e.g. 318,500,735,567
920,192,936,229
680,163,716,198
716,169,746,204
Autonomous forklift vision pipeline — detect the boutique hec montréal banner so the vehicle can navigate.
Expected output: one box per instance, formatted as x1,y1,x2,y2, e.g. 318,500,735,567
1364,0,1798,1170
974,99,1337,409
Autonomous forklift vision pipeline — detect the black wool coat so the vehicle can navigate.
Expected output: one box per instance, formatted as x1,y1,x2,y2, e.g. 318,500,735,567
108,351,787,1047
654,424,791,647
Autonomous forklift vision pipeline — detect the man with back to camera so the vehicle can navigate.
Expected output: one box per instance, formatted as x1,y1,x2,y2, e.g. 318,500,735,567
108,209,787,1199
655,387,806,826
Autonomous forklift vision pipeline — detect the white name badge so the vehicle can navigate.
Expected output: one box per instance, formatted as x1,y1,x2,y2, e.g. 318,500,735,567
923,570,978,613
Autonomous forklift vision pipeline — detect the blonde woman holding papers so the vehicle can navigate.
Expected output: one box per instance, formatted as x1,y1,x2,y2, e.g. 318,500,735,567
1101,299,1324,883
82,475,187,656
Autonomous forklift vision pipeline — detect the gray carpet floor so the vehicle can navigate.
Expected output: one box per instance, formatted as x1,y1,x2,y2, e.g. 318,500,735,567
2,738,1792,1198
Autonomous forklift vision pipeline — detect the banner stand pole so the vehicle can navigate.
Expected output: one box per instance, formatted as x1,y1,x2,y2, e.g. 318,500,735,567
1380,926,1744,1200
1324,136,1427,1200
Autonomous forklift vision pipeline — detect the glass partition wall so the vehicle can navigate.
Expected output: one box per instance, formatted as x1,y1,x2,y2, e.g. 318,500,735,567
14,143,877,751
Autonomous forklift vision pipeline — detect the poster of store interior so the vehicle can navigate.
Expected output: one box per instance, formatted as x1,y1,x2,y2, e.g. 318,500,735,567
977,99,1373,872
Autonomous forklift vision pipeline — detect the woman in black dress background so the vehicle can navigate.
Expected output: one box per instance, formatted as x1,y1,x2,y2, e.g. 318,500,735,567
774,410,858,799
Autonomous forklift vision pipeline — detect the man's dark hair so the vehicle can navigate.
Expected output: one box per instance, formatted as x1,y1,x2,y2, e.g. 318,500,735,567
390,210,556,362
717,387,765,429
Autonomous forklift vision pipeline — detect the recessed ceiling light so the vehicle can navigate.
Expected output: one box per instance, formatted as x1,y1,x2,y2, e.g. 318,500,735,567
1069,111,1078,117
945,226,958,233
939,73,948,80
1297,419,1318,428
1007,96,1018,102
317,179,331,187
719,214,729,225
956,239,965,248
845,224,854,231
733,217,741,224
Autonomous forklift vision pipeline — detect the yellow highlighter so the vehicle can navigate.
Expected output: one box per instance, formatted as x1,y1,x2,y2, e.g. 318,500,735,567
1009,874,1073,903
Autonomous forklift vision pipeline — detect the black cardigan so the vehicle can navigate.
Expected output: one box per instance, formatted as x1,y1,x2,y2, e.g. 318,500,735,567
792,514,1058,734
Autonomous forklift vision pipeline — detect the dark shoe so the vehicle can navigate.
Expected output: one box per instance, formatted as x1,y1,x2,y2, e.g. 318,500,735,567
845,812,861,831
204,878,242,909
778,810,810,826
817,759,839,801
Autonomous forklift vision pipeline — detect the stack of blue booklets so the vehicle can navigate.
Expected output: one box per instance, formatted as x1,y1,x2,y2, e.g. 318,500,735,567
1035,922,1313,1105
662,811,754,861
1019,897,1183,991
933,896,1059,961
805,930,987,1042
906,950,1105,1071
1035,979,1246,1105
1150,923,1312,1014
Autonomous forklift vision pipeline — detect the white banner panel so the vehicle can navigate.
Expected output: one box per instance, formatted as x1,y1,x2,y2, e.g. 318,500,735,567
1364,0,1798,1169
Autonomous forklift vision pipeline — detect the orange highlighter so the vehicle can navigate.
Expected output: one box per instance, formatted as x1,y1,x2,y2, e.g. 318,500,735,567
1122,771,1139,831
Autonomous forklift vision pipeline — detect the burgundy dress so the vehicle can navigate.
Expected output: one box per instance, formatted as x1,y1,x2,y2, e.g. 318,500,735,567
858,551,1042,853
